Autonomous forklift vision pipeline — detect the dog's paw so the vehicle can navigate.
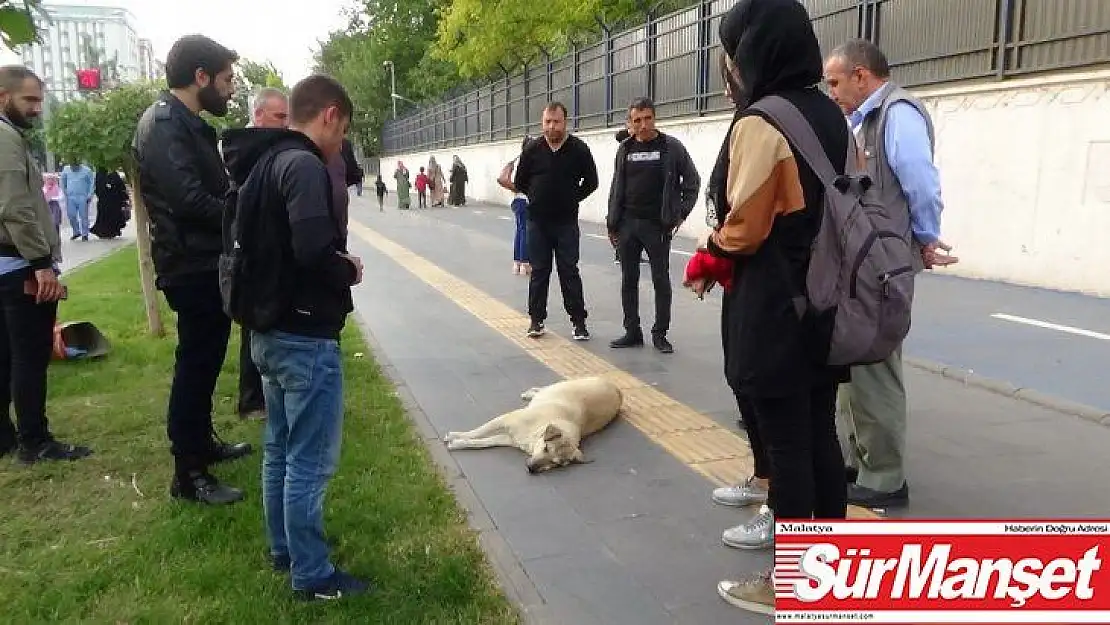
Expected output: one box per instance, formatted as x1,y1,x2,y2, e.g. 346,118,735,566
520,387,541,402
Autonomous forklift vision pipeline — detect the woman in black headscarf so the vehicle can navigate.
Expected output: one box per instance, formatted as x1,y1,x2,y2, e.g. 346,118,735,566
699,0,851,613
90,170,129,239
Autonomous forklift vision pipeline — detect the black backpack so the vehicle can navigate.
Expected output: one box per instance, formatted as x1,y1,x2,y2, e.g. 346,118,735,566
219,145,297,332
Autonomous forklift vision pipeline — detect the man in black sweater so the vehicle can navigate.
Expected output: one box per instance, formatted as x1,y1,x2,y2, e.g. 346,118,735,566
220,75,367,601
606,97,700,353
513,101,599,340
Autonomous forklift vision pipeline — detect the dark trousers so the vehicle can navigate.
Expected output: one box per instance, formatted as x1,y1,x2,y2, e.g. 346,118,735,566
617,218,672,336
238,325,264,415
512,198,529,263
0,270,57,449
734,390,770,481
162,276,232,472
526,219,587,324
750,381,846,519
418,190,427,208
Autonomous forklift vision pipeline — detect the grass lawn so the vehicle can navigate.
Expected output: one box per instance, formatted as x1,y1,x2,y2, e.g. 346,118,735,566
0,245,519,624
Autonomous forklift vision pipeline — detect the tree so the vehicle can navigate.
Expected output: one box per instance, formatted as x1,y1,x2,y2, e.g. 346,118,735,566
221,59,286,130
44,82,166,336
0,0,45,49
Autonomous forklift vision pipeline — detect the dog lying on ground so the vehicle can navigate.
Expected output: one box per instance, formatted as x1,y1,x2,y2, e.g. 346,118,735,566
443,376,623,473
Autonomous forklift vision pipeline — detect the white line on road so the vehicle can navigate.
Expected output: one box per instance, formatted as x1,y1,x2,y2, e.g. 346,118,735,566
497,215,511,220
583,233,694,256
991,313,1110,341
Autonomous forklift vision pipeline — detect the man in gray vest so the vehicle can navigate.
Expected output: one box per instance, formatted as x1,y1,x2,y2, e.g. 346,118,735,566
823,39,957,509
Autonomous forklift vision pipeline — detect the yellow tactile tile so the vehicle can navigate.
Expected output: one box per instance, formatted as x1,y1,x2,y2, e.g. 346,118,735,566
350,220,880,519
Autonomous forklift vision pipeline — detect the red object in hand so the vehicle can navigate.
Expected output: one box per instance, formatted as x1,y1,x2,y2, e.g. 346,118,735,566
684,249,734,292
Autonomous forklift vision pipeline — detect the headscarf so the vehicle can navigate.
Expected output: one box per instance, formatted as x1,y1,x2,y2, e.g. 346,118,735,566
709,0,823,225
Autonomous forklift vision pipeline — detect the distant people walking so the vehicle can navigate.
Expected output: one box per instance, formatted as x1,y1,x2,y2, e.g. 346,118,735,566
374,174,387,211
60,160,94,241
0,65,90,465
414,167,429,208
42,172,63,238
427,156,446,206
89,170,129,239
512,101,598,341
394,161,411,209
498,136,532,275
448,155,467,205
606,96,700,354
133,34,252,505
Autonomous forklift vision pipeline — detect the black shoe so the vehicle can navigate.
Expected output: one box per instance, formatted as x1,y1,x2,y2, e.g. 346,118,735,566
847,482,909,509
17,438,92,465
170,471,244,505
204,432,253,464
295,569,371,601
70,234,79,241
572,322,590,341
652,334,674,354
609,331,644,349
527,320,546,338
846,466,859,484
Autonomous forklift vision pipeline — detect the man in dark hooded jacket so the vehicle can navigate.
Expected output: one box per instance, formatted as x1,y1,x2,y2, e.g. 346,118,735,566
702,0,851,615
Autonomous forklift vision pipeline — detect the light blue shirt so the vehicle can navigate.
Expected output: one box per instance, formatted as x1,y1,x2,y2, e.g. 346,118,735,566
61,164,94,200
849,86,943,245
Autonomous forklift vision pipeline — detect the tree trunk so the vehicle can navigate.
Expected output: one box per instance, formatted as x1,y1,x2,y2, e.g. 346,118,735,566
126,168,164,337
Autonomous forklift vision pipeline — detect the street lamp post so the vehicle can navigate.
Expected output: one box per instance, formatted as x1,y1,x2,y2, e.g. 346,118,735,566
383,60,397,119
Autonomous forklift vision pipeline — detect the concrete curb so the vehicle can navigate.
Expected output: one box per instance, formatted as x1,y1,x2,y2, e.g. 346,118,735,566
904,356,1110,427
352,313,555,625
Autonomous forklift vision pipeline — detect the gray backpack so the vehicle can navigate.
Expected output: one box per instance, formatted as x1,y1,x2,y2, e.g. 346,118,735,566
749,95,915,367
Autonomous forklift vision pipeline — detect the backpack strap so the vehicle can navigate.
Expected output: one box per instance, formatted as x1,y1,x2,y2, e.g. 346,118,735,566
748,95,851,187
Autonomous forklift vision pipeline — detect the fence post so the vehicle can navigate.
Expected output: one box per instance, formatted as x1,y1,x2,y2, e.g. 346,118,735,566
696,0,711,115
646,10,657,105
995,0,1016,78
597,16,613,127
572,44,581,130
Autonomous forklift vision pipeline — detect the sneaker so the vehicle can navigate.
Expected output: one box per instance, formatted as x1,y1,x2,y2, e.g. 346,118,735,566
722,504,774,550
204,429,253,464
17,438,92,465
295,569,371,601
652,334,674,353
527,320,546,338
711,476,768,507
170,471,244,505
609,331,644,349
572,322,590,341
718,570,775,615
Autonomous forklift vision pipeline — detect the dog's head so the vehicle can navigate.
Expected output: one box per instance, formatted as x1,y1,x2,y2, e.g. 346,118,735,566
526,424,585,474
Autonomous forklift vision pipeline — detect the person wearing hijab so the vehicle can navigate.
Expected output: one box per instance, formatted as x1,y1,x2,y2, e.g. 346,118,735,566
427,156,446,206
700,0,850,614
448,155,468,205
394,161,411,209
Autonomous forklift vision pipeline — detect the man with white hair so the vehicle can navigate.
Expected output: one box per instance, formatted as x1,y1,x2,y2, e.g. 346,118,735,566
234,86,288,419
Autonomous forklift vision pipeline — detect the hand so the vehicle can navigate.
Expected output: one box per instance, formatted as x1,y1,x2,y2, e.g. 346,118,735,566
33,268,65,303
607,230,619,248
922,239,958,269
696,228,714,251
682,277,713,299
340,253,364,285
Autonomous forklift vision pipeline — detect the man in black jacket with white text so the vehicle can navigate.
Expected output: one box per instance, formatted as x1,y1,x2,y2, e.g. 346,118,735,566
513,101,599,340
606,97,700,353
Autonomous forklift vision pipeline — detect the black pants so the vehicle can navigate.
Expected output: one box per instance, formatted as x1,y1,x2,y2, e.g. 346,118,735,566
162,276,232,469
749,381,846,519
0,270,57,449
238,325,264,415
526,219,587,324
617,218,672,336
734,390,771,481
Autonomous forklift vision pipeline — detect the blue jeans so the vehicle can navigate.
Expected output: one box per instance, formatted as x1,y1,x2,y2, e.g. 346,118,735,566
66,196,89,237
511,197,529,263
251,330,344,589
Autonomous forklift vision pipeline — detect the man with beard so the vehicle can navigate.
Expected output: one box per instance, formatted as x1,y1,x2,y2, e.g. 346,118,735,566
133,35,251,505
0,66,91,464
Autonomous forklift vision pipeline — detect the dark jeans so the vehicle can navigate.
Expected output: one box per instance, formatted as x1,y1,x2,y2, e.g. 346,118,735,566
749,381,846,520
418,190,427,208
252,329,344,590
238,325,264,415
162,276,232,470
734,390,770,481
617,218,672,335
526,219,587,324
511,198,528,263
0,270,57,448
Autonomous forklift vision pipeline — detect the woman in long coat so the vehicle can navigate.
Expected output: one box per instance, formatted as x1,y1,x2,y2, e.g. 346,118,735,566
90,170,129,239
394,161,412,209
448,155,468,205
427,156,446,206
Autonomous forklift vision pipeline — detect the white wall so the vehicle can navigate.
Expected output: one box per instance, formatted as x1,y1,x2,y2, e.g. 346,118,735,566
388,68,1110,297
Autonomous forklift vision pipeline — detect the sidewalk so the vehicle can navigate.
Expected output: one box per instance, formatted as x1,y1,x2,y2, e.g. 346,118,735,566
344,195,1110,624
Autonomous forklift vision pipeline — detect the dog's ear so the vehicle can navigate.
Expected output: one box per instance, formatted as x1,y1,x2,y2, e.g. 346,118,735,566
543,424,563,442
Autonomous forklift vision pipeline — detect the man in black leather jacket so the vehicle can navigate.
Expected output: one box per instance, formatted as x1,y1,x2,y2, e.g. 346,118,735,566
132,35,251,505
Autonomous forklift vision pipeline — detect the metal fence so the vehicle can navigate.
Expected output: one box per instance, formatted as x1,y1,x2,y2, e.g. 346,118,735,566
382,0,1110,154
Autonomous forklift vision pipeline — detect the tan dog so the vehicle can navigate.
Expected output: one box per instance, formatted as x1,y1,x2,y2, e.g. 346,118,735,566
443,376,623,473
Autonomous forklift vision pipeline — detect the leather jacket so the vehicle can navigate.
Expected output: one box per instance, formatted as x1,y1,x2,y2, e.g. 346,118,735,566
132,92,230,287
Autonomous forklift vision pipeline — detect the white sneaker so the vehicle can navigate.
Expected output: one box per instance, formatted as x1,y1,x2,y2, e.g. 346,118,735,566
718,570,775,615
722,504,774,550
711,476,768,507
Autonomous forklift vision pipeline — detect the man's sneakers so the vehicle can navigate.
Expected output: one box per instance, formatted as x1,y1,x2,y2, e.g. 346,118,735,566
170,471,244,505
295,569,372,601
526,320,590,341
610,330,673,353
17,438,92,465
718,570,775,615
571,322,590,341
652,334,674,354
527,320,545,338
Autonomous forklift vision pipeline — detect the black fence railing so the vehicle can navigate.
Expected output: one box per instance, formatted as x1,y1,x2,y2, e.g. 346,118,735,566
382,0,1110,154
